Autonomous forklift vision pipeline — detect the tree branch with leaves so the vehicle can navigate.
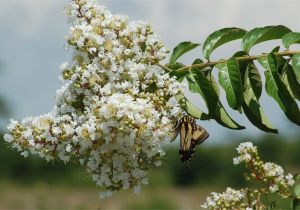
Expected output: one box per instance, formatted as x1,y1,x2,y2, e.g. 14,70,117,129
166,26,300,133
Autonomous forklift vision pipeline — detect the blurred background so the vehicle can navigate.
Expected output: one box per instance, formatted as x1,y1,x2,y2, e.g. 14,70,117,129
0,0,300,209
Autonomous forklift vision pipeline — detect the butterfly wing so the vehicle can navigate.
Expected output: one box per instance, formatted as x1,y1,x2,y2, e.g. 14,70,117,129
180,121,192,152
171,118,181,142
191,124,209,147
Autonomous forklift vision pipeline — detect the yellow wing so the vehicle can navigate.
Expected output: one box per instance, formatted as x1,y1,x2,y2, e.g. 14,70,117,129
171,118,181,142
180,122,193,152
191,124,209,147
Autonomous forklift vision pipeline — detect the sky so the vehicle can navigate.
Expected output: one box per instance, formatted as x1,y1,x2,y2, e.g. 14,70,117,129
0,0,299,143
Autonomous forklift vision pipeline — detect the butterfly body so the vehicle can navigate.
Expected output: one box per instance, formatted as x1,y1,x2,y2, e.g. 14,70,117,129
172,115,209,163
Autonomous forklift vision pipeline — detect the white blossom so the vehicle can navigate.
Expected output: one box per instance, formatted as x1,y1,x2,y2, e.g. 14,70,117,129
201,187,249,209
4,0,182,198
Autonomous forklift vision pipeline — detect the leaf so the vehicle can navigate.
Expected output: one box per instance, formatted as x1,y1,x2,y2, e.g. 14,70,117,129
242,62,277,133
202,27,246,59
213,102,245,130
258,54,300,125
291,198,300,210
282,32,300,48
206,73,220,97
245,62,263,99
291,54,300,84
168,62,188,82
216,57,243,111
231,51,249,79
270,46,286,74
295,184,300,198
186,69,219,117
175,93,208,120
294,173,300,181
169,42,199,67
271,46,281,53
281,64,300,100
241,25,291,53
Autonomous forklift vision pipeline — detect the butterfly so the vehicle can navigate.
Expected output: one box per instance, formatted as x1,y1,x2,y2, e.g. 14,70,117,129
171,115,209,163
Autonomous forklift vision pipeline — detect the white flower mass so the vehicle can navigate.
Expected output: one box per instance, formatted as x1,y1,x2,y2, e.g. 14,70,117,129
202,142,296,209
4,0,182,197
201,187,249,210
233,142,295,194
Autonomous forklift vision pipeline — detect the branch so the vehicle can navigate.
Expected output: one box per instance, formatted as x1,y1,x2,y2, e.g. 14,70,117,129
170,50,300,72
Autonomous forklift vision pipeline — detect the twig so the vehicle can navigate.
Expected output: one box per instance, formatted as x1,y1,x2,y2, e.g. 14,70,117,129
160,50,300,72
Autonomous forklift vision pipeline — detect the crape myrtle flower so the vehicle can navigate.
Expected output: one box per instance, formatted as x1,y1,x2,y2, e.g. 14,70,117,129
233,142,295,196
4,0,183,198
202,142,296,209
201,187,252,210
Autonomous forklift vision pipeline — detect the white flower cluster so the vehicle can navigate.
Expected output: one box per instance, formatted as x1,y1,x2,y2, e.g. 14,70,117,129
202,142,296,209
4,0,182,197
262,162,295,193
233,142,295,194
201,187,251,210
233,142,257,165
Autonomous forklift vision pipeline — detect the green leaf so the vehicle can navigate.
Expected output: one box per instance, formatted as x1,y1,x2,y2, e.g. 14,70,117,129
242,62,277,133
169,41,199,66
201,72,245,129
202,27,247,59
291,54,300,84
294,173,300,181
213,102,245,130
282,32,300,48
295,184,300,198
245,62,262,99
166,62,185,70
216,57,243,111
291,198,300,210
168,62,188,82
205,73,220,97
258,54,300,125
186,69,219,117
281,64,300,100
231,51,249,78
241,25,291,53
175,93,208,120
271,46,281,53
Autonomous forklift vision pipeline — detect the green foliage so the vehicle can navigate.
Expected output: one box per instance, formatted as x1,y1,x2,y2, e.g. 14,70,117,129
259,54,300,125
291,173,300,209
282,32,300,49
292,54,300,84
202,27,246,59
187,66,218,117
0,135,85,186
281,63,300,101
169,41,199,67
295,185,300,198
241,25,291,53
166,25,300,133
212,102,245,129
175,94,207,120
216,57,243,111
242,62,277,133
291,198,300,210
